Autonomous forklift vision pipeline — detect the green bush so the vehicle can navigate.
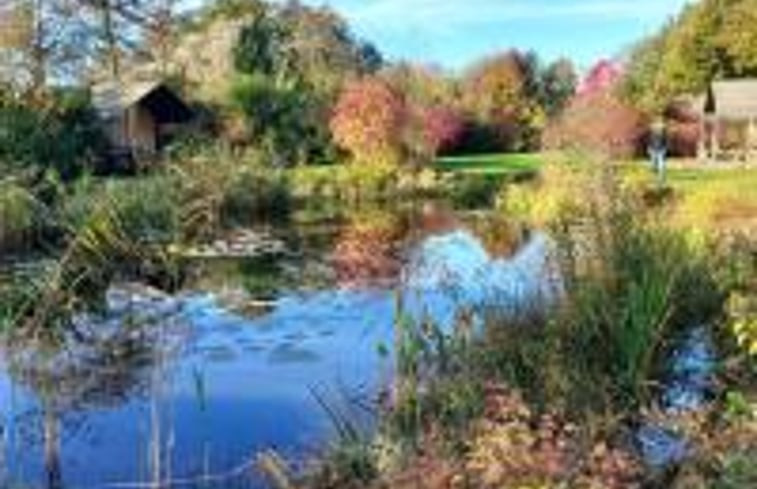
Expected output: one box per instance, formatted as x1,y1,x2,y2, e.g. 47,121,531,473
0,179,46,252
0,91,106,179
450,173,503,209
335,164,399,202
62,175,181,244
220,167,292,225
493,162,722,415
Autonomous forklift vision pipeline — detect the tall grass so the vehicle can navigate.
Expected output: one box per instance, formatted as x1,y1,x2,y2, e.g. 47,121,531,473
3,190,181,339
673,169,757,232
335,159,726,488
62,175,181,244
0,178,47,253
495,159,723,414
170,152,292,240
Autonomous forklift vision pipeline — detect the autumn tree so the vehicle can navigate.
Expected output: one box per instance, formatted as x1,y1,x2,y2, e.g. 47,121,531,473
546,58,646,158
578,60,623,96
460,50,547,152
622,0,757,112
381,62,463,160
228,0,382,164
544,91,646,158
401,103,464,162
539,58,578,116
278,0,382,98
381,62,457,108
718,0,757,74
330,77,406,166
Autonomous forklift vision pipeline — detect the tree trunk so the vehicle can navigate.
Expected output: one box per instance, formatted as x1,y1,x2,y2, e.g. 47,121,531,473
101,0,120,79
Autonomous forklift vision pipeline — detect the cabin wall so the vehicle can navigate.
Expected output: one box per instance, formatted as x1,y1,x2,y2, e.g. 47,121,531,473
125,104,157,154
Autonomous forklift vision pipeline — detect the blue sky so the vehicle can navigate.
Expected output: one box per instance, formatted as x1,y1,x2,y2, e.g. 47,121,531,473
272,0,694,71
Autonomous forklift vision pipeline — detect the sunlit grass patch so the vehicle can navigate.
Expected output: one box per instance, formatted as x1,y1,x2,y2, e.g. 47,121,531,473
436,153,544,175
669,168,757,230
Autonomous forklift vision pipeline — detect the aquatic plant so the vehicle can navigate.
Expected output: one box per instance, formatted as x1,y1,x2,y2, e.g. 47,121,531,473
62,175,181,245
449,173,503,209
169,151,293,240
219,166,292,225
4,191,180,337
541,162,719,412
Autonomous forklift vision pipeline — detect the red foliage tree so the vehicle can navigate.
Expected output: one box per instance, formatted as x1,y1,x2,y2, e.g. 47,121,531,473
413,104,464,157
330,77,406,165
577,59,623,97
544,58,646,158
664,99,703,157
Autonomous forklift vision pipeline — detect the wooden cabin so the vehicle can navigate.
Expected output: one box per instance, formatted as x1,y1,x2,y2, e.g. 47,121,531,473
699,79,757,162
92,80,192,167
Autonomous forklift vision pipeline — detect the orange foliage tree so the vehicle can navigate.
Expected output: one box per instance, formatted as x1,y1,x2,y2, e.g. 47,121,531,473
329,77,406,165
460,50,545,152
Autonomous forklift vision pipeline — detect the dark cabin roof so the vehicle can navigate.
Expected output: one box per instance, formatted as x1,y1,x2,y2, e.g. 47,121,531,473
92,80,193,124
702,79,757,118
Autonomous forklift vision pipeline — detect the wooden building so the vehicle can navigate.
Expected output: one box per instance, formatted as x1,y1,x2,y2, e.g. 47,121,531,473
92,80,192,165
699,79,757,161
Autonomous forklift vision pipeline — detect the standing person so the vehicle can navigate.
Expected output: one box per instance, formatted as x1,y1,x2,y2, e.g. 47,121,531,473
648,119,668,186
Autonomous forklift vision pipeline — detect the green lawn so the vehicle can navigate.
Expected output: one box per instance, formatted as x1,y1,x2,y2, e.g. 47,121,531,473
667,166,757,188
435,153,544,175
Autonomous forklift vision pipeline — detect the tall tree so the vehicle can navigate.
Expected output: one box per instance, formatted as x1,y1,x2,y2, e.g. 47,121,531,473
460,50,546,151
540,58,577,116
228,0,383,164
622,0,757,112
0,0,86,97
330,77,406,166
718,0,757,74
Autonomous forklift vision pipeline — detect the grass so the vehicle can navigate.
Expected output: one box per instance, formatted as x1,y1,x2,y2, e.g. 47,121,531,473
668,166,757,188
435,153,544,176
666,167,757,231
304,158,728,489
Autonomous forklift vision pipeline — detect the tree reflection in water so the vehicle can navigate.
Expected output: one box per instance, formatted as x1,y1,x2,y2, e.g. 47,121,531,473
2,286,183,489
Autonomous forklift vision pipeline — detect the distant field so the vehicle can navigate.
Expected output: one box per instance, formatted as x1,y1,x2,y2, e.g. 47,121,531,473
435,153,544,175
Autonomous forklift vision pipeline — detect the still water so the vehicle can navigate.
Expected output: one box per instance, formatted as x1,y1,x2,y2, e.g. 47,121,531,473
0,206,555,489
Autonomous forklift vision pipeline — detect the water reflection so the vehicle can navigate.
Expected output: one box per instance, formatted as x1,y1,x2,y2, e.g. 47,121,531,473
0,208,553,489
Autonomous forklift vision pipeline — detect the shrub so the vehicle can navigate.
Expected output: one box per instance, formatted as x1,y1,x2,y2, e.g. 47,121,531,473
405,104,465,162
498,157,590,225
289,166,340,201
220,167,292,225
330,77,406,166
499,160,721,414
465,387,641,489
544,91,647,159
664,99,703,158
0,179,45,252
450,174,503,209
0,91,106,179
62,175,180,244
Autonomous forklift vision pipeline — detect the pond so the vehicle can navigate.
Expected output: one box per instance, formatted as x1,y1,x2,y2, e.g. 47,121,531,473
0,203,556,489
